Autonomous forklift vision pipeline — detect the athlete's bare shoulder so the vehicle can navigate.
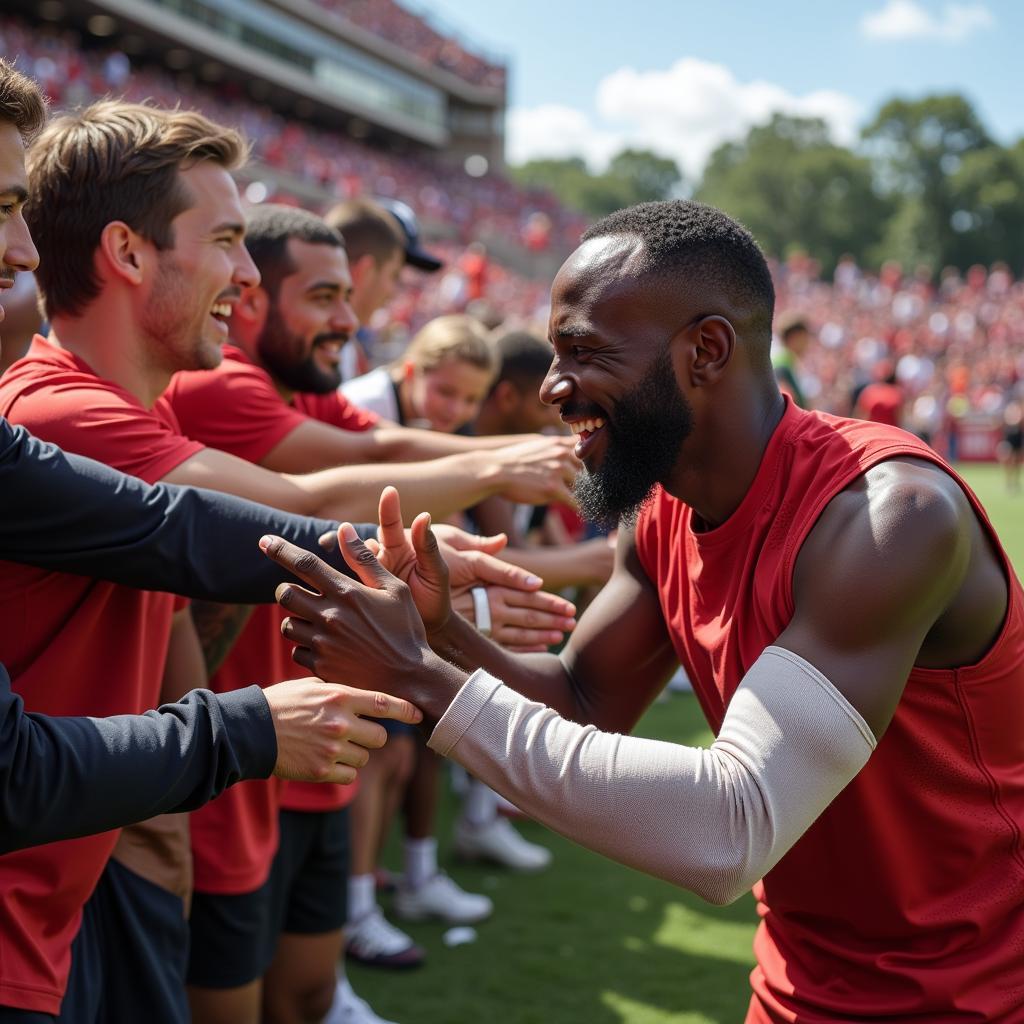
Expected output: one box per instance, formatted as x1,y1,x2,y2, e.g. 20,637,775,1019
794,455,1005,674
821,456,970,538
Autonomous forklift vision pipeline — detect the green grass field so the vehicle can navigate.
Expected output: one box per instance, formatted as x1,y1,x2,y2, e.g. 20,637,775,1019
349,463,1024,1024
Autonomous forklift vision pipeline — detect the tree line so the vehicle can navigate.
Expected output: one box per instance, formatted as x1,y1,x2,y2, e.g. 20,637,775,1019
511,94,1024,275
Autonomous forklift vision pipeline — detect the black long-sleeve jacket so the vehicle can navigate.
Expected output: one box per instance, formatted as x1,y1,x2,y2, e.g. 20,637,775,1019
0,420,367,852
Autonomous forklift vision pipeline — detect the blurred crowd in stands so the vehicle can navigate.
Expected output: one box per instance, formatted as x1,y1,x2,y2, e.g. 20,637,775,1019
773,253,1024,460
312,0,507,88
1,15,581,256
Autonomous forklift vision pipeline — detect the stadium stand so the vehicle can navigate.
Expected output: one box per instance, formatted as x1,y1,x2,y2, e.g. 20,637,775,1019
3,12,583,266
312,0,507,89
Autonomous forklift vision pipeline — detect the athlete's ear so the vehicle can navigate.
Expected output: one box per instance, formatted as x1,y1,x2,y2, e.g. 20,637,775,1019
96,221,147,288
686,316,736,387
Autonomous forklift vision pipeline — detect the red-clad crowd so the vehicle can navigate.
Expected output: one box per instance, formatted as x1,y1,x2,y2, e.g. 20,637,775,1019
365,239,549,340
773,253,1024,458
2,15,582,257
312,0,507,89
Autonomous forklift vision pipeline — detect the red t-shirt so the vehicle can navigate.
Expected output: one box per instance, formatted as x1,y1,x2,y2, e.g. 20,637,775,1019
0,337,203,1014
162,346,377,893
635,399,1024,1023
857,381,904,426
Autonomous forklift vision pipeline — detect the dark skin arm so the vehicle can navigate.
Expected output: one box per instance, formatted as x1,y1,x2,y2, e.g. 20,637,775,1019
778,457,1005,735
262,459,1007,741
423,521,676,729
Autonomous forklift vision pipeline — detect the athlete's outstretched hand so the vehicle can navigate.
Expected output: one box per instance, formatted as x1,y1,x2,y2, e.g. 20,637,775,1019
319,488,575,646
264,676,422,784
366,488,576,646
260,526,466,716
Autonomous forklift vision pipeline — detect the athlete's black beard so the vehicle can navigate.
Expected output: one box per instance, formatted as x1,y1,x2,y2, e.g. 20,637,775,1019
573,344,693,528
256,306,347,395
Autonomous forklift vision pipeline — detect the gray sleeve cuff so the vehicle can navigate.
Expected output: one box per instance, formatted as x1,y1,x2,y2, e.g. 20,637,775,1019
427,669,506,756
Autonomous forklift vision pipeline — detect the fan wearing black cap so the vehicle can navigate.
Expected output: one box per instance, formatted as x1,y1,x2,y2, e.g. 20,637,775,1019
325,197,442,383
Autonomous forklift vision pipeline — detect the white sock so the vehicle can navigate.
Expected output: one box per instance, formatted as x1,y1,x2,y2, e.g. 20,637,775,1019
403,836,438,889
322,978,349,1024
348,873,376,923
462,778,499,827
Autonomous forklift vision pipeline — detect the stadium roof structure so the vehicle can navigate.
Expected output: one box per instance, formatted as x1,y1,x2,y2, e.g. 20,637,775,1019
40,0,507,166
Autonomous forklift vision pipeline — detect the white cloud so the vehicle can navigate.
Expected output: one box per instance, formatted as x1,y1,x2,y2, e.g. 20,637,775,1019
860,0,994,41
505,104,622,169
506,59,862,179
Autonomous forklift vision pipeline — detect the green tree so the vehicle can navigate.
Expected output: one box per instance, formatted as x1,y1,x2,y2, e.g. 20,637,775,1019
606,148,683,205
945,139,1024,271
510,156,594,211
862,94,993,269
695,114,889,272
511,148,682,218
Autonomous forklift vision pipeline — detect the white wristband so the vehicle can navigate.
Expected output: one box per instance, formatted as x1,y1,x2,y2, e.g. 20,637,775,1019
470,587,492,637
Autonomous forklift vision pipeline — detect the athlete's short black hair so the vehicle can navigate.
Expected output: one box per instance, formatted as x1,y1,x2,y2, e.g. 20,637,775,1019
245,204,344,298
491,330,552,394
582,200,775,357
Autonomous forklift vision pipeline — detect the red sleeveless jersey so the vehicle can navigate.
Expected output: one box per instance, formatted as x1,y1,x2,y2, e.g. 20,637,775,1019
635,399,1024,1022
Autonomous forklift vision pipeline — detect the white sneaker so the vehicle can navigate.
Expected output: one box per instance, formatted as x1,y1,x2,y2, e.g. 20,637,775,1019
667,666,693,692
449,762,470,796
453,817,552,872
393,872,493,924
325,977,400,1024
345,907,425,969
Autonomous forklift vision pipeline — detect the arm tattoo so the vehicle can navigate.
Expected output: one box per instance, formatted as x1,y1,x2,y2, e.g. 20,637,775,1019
190,601,257,676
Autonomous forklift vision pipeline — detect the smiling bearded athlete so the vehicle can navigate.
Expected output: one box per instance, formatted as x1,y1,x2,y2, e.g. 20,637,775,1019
263,200,1024,1023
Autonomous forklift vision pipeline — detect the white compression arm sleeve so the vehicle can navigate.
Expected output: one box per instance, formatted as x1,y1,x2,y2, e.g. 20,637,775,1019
428,645,875,905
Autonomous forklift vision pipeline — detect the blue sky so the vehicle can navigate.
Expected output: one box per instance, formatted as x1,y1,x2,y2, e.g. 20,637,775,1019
421,0,1021,175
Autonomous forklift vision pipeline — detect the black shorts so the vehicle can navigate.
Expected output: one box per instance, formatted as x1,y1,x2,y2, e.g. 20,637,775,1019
187,878,274,990
59,859,189,1024
266,807,350,941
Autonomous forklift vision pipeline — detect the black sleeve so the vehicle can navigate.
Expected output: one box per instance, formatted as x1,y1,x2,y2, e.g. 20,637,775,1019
0,420,374,601
0,662,277,854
